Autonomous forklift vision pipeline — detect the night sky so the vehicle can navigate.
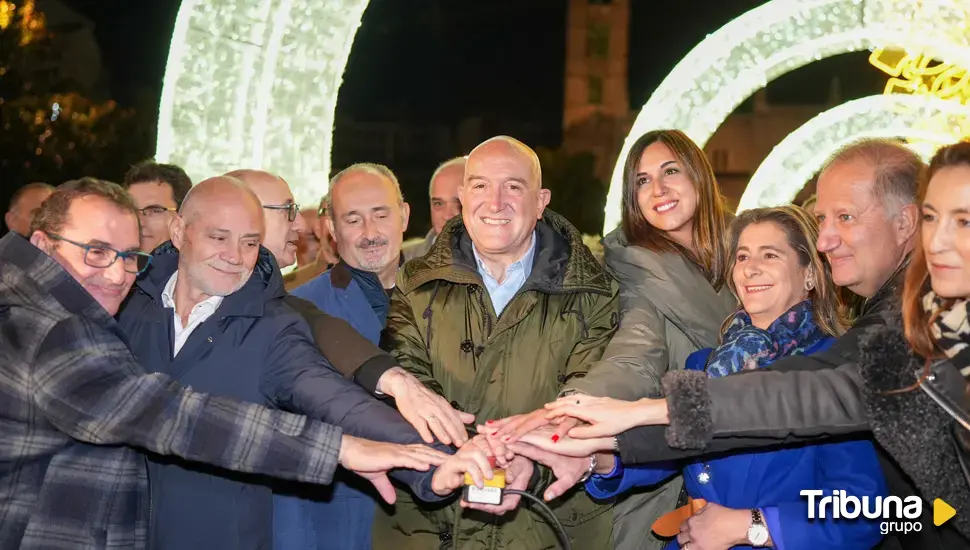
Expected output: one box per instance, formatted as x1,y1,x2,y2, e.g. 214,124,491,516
60,0,886,147
4,0,888,236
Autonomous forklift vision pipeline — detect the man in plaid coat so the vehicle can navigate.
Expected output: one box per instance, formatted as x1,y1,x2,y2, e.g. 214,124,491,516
0,178,447,550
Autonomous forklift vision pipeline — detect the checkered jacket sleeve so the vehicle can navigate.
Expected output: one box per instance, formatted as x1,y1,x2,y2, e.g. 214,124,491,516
34,314,344,485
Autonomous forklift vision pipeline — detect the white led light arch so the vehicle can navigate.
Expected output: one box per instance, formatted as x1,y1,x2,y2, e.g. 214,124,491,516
603,0,970,233
739,94,970,212
157,0,970,225
157,0,369,206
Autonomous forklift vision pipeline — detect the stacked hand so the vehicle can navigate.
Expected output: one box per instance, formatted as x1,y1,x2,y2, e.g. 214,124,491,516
481,394,667,453
377,367,476,446
338,435,448,504
367,390,666,513
456,394,673,504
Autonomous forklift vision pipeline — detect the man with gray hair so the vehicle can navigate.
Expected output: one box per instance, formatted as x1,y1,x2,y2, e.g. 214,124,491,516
285,162,475,549
403,156,465,260
5,182,53,236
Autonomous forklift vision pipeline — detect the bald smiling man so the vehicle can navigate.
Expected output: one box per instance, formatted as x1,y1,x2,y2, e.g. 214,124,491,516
114,176,459,550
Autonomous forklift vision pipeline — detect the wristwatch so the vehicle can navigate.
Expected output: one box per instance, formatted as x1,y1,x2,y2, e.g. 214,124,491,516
747,508,769,546
577,455,597,484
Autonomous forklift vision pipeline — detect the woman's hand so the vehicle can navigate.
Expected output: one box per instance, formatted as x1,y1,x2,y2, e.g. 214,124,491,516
676,503,759,550
543,394,668,438
516,425,615,457
483,408,563,444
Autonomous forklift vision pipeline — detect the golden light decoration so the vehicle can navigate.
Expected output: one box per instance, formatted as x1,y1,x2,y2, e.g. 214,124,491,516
0,0,46,45
870,47,969,105
869,47,969,144
0,1,14,30
158,0,970,229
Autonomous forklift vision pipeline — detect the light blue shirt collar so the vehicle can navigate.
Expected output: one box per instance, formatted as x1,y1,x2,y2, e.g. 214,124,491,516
472,231,537,317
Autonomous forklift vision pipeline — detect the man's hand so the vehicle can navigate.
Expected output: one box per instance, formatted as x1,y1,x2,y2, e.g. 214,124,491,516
506,441,592,502
338,435,448,504
469,433,515,468
377,367,475,446
461,455,534,515
676,503,758,550
430,438,495,496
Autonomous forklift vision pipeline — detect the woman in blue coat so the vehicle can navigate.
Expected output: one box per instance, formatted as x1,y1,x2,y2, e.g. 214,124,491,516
584,206,888,550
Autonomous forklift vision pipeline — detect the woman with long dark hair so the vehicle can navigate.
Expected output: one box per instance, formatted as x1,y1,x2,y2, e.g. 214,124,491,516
491,129,737,549
525,141,970,546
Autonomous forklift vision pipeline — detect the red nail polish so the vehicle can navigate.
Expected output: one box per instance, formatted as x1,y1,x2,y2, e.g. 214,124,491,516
551,434,560,442
491,431,498,436
486,420,493,424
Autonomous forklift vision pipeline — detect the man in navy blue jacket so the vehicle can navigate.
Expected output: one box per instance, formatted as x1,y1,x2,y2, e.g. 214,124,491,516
277,162,415,549
115,176,483,550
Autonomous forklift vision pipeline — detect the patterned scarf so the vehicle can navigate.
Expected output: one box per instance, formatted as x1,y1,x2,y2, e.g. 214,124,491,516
706,299,827,378
922,292,970,376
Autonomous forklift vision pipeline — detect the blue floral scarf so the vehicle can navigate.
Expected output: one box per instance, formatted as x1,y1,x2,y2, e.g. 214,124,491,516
706,299,826,378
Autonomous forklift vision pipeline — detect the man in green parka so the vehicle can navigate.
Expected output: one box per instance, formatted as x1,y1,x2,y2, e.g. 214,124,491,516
373,136,620,549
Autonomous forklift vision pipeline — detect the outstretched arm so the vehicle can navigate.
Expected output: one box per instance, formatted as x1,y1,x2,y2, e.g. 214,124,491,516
617,360,870,464
35,316,342,486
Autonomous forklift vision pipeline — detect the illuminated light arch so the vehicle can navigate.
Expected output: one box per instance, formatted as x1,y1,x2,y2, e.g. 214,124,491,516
156,0,970,222
603,0,970,233
738,94,970,211
156,0,369,204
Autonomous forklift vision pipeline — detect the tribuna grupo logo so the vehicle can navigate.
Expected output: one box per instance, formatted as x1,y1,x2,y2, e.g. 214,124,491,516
800,490,923,535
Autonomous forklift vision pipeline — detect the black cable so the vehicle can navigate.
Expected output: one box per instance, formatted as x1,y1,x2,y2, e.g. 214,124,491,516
503,489,572,550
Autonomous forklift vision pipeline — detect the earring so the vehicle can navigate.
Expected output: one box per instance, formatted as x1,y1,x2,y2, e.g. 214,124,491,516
805,279,815,291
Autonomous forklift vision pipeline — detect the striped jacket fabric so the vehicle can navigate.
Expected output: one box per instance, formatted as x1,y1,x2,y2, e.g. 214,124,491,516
0,233,344,549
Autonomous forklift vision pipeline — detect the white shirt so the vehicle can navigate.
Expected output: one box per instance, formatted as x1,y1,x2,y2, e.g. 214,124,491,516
161,271,224,356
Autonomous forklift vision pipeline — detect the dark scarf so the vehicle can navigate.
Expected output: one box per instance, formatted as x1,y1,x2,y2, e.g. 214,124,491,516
923,292,970,376
344,262,392,325
706,299,826,378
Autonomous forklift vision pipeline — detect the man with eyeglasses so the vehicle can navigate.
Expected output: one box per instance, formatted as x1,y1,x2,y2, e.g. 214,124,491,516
0,177,449,550
123,159,193,252
228,168,472,442
114,174,482,550
284,195,339,290
227,167,476,550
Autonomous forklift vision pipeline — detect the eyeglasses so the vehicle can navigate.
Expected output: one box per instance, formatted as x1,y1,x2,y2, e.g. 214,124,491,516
263,202,300,222
47,233,153,275
136,205,177,218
